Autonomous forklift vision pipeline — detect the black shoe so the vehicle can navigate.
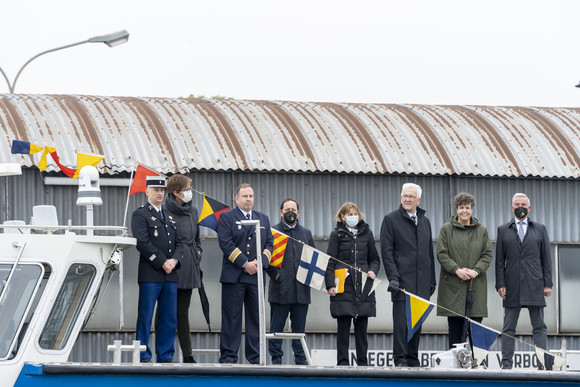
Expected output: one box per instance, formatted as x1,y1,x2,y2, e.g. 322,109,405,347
183,355,197,363
501,364,512,370
160,358,173,363
140,358,152,363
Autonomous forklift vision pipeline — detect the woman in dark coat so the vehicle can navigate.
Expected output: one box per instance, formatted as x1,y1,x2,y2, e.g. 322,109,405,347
163,174,202,363
325,202,380,366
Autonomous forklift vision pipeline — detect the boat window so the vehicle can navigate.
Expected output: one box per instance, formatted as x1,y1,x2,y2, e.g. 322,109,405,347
0,264,44,360
39,264,96,351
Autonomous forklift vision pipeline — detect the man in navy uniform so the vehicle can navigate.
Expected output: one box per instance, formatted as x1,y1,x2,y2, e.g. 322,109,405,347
266,198,315,365
217,183,274,364
131,175,183,363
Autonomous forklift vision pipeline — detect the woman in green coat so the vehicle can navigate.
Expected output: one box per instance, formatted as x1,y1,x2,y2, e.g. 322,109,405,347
437,192,492,349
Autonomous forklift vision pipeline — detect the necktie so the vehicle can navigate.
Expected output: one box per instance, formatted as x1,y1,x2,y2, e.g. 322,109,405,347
246,213,251,220
518,221,525,242
411,215,417,225
159,210,164,220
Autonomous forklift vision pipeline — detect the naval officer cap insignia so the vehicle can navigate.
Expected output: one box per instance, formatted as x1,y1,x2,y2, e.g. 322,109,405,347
146,175,166,188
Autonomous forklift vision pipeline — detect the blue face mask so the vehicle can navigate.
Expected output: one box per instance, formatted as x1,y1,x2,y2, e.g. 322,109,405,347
346,215,359,227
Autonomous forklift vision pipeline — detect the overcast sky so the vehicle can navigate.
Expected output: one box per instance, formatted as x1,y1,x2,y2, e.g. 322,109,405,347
1,0,579,107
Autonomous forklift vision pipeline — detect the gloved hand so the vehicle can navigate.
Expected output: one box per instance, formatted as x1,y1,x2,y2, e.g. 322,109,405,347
387,279,399,294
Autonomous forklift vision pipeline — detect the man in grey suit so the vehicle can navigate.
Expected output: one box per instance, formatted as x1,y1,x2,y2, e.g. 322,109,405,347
495,193,553,370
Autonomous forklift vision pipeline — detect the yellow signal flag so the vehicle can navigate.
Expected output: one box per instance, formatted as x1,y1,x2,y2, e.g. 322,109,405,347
73,153,104,178
334,268,349,294
270,229,289,268
29,142,44,154
37,146,56,171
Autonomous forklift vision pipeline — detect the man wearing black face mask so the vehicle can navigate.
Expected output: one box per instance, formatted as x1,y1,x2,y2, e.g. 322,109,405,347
495,193,553,370
266,198,315,365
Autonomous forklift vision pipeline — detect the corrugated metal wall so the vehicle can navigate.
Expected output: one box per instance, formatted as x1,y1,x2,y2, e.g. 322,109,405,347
3,169,578,242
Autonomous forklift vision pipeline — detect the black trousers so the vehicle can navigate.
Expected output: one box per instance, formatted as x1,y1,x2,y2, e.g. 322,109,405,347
392,300,421,367
447,316,482,349
336,316,368,366
220,282,260,364
177,288,193,357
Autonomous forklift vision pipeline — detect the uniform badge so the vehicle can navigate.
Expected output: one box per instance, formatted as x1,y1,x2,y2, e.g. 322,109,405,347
151,216,157,222
154,227,158,237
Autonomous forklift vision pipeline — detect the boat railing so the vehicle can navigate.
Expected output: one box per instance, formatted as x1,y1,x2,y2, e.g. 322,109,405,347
1,223,129,236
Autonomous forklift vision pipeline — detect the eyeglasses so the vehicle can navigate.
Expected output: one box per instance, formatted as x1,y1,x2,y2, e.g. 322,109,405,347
402,195,418,199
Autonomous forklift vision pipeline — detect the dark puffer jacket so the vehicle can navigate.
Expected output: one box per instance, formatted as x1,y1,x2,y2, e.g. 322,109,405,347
324,221,381,318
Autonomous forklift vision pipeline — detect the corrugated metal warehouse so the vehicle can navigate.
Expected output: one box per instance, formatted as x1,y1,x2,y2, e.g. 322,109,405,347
1,94,579,364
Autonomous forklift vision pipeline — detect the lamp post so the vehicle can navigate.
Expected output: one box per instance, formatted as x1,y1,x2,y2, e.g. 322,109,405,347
0,30,129,93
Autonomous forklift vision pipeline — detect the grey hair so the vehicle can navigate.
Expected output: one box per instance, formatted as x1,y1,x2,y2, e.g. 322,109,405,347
512,193,531,206
401,183,422,199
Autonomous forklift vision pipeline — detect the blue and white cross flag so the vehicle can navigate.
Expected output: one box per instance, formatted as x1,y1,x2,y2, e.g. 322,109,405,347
297,245,330,291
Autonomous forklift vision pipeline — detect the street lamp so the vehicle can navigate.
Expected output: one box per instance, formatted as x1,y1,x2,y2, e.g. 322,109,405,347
0,30,129,93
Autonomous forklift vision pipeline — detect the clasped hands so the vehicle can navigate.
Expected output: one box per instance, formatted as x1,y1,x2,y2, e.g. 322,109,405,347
243,260,259,275
455,267,478,282
162,258,178,274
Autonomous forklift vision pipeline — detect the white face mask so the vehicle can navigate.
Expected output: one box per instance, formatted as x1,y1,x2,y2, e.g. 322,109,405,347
346,215,359,227
181,190,193,203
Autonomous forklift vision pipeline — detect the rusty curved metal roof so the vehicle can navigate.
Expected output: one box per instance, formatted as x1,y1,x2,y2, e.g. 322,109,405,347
1,94,579,178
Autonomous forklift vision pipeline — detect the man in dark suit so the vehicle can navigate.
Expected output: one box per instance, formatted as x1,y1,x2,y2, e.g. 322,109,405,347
266,198,315,365
217,183,274,364
380,183,436,367
496,193,553,370
131,175,183,363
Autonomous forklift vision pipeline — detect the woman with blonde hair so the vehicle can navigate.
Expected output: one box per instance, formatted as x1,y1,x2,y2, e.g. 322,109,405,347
325,202,380,366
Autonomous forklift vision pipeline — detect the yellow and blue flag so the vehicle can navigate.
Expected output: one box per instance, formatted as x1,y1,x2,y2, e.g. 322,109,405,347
198,195,230,232
405,291,434,342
